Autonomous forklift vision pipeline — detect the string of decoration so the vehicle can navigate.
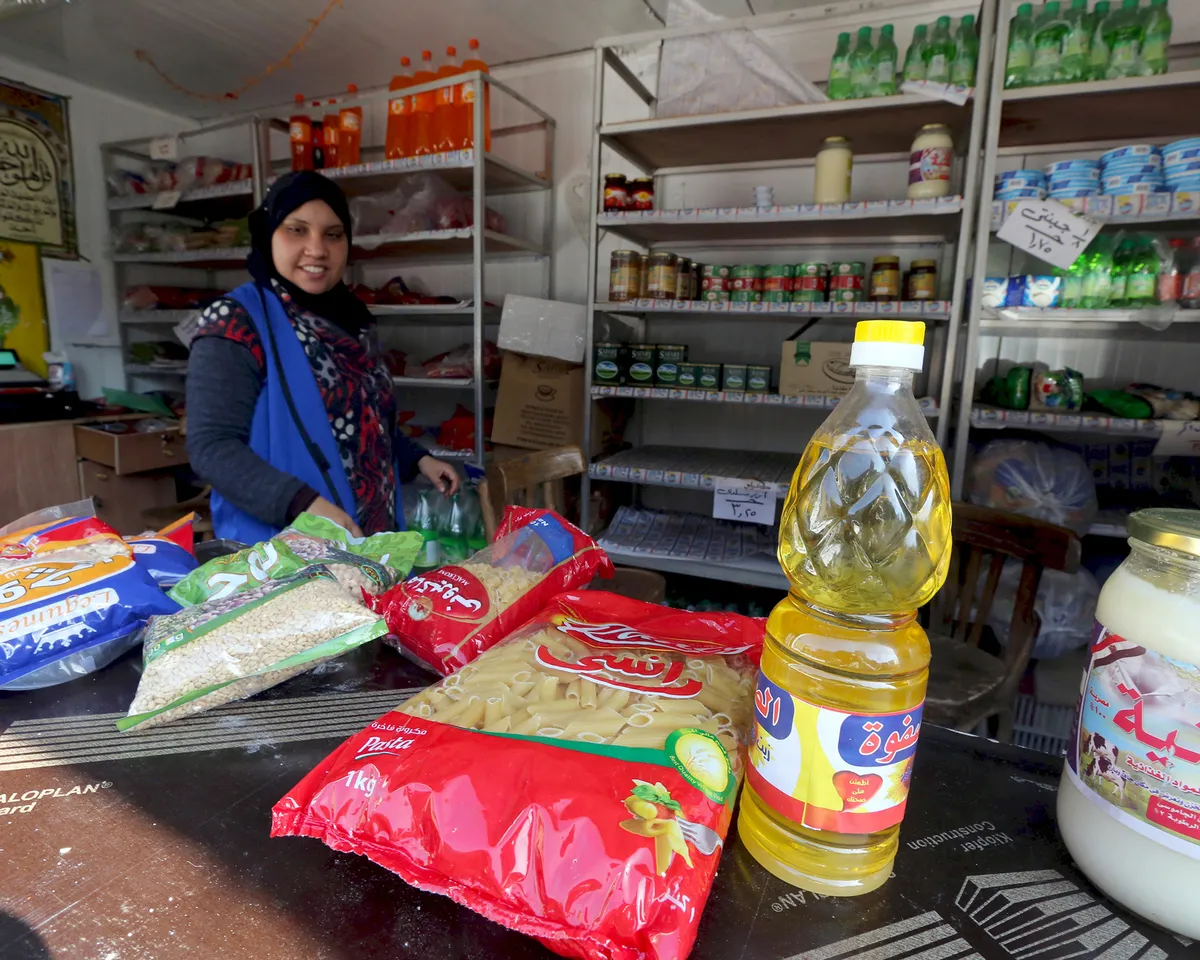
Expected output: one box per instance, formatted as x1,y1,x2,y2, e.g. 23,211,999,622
134,0,345,103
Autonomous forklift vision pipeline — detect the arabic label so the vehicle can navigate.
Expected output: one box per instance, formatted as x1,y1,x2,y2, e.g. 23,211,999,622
747,672,923,833
1067,624,1200,859
402,566,491,623
995,198,1103,271
712,477,777,526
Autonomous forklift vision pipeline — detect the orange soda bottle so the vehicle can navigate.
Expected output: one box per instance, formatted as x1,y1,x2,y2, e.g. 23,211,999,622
460,38,491,151
338,84,363,167
323,99,341,169
411,50,437,156
433,46,463,153
386,56,414,159
289,94,313,171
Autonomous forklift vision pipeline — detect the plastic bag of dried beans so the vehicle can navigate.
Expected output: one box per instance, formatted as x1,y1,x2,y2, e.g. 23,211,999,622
371,507,613,675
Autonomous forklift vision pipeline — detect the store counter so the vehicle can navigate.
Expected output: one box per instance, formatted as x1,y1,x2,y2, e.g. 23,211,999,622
0,646,1192,960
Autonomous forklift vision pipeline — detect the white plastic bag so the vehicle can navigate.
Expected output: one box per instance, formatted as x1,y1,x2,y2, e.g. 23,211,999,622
988,562,1100,659
967,439,1098,536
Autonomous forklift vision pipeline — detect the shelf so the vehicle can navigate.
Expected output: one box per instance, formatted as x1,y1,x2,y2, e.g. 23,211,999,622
596,300,954,321
353,228,545,261
369,303,502,325
598,198,964,245
599,95,972,171
990,193,1200,229
120,309,202,326
999,69,1200,149
603,546,789,592
979,307,1200,339
590,446,796,496
126,364,187,377
1088,511,1129,538
107,179,254,213
970,404,1164,436
591,384,941,417
317,150,549,196
392,376,488,389
112,247,250,267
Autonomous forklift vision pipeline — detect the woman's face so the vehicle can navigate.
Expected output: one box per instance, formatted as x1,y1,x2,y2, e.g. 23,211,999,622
271,199,349,294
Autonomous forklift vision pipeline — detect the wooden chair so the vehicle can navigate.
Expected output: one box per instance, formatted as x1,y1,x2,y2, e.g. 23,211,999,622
479,445,586,541
923,502,1081,741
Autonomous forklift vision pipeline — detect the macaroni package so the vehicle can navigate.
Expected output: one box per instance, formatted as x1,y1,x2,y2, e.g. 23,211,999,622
0,510,180,690
272,592,764,960
372,507,613,675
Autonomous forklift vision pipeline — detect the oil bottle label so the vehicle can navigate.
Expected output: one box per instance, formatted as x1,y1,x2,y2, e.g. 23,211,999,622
747,672,922,833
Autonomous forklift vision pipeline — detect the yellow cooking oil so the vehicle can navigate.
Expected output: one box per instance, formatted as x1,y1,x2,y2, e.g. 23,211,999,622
737,320,951,896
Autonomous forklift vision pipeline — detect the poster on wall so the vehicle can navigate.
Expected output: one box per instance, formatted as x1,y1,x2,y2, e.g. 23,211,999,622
0,78,77,260
0,241,49,377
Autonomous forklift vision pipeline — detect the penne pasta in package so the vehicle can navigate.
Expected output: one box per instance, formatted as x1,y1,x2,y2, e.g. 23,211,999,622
272,591,765,960
371,506,613,674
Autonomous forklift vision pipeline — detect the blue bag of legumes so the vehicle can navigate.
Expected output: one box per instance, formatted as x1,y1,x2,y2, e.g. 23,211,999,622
0,503,179,690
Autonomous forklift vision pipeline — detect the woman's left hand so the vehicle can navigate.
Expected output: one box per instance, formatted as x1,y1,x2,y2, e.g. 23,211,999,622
418,455,461,496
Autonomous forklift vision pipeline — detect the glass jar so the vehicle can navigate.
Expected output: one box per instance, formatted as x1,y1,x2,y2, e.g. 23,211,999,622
814,136,853,204
629,177,655,211
609,250,642,301
603,173,628,211
646,252,678,300
907,259,938,300
1058,508,1200,939
907,124,953,199
870,256,901,302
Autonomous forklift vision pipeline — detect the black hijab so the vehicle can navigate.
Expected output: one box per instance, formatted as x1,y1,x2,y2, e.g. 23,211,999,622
247,170,374,336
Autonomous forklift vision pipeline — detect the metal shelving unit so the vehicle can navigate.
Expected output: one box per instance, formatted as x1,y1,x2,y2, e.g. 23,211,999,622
951,6,1200,497
581,0,998,589
102,70,554,469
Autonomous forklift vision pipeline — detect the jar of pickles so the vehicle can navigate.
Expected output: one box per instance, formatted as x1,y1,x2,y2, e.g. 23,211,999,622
603,174,628,211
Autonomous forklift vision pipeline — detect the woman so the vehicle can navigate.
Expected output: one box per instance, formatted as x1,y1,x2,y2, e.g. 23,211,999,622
187,170,459,542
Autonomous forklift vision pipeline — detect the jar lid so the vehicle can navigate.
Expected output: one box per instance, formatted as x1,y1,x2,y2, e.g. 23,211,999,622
821,136,850,146
604,172,627,179
873,256,900,265
918,123,951,133
1128,508,1200,557
911,259,938,267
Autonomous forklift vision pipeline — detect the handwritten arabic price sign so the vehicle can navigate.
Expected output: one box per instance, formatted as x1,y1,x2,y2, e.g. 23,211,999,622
995,198,1102,271
713,478,776,526
1153,420,1200,457
148,136,180,162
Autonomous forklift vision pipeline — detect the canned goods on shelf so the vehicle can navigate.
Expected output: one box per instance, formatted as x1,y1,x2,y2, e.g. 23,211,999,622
730,290,762,303
907,260,938,301
762,290,789,303
791,288,826,303
702,264,732,278
628,344,656,383
603,173,628,211
703,289,731,302
831,261,866,277
794,262,825,278
629,177,655,211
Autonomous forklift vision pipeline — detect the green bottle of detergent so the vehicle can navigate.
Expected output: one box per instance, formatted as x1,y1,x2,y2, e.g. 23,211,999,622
849,26,875,98
903,24,929,82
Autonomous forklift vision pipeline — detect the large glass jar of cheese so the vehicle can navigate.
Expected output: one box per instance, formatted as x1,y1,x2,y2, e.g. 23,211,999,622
1058,508,1200,938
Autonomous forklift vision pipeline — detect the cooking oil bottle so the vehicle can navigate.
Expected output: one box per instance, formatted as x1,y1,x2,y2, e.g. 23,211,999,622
737,320,951,896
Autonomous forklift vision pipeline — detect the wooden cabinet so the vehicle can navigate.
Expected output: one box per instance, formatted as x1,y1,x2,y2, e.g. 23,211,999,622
74,422,187,475
77,459,177,535
0,421,82,523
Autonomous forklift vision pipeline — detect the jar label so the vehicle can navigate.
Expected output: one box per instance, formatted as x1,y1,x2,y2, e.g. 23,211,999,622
909,146,952,186
747,672,922,833
1066,624,1200,860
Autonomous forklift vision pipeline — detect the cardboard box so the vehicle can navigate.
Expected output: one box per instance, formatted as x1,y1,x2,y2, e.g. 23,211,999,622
778,341,854,397
499,295,587,364
491,351,589,453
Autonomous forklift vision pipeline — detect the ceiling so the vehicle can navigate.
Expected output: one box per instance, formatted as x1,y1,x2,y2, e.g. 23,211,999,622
0,0,820,119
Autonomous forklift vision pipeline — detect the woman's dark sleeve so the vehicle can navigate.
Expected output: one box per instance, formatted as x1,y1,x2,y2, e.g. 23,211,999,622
393,430,429,483
186,336,318,529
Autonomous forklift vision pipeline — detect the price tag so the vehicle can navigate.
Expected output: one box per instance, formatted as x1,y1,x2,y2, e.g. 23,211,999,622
996,199,1102,270
899,79,972,106
151,190,182,210
148,136,180,161
1153,421,1200,457
713,478,776,526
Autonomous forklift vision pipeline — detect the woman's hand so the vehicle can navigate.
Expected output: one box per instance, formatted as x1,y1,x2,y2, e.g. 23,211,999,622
306,496,364,538
418,455,461,496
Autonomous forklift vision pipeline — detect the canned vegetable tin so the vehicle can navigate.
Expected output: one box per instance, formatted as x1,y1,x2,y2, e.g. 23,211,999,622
762,264,794,294
746,365,771,392
702,264,732,279
655,344,688,386
697,363,721,390
730,264,764,292
593,342,625,385
722,364,748,391
628,344,656,383
677,363,701,388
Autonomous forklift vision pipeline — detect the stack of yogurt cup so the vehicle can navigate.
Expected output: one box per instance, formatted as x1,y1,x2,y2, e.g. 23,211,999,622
1044,159,1100,199
995,169,1046,200
1099,144,1165,196
1164,139,1200,193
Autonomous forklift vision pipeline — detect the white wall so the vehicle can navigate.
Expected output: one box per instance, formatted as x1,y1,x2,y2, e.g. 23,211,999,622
0,54,194,397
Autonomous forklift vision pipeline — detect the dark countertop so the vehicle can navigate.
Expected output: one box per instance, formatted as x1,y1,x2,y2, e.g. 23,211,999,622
1,642,1195,960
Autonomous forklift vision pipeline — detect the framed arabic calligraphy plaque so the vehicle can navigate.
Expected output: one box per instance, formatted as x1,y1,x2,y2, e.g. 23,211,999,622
0,77,77,259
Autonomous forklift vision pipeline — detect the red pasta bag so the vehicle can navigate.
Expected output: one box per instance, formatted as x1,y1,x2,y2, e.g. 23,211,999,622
272,591,763,960
371,507,613,674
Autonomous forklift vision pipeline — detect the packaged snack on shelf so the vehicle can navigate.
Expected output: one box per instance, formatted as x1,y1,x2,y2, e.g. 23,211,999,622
372,507,613,675
120,566,387,731
0,503,180,691
127,514,198,589
272,591,764,960
168,512,422,607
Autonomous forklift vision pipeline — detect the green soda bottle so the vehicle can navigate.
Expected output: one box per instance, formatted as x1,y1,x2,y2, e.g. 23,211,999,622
903,24,929,82
1006,4,1036,87
849,26,876,98
951,14,979,85
1106,0,1145,78
438,491,469,564
828,32,853,99
873,24,899,95
1082,236,1115,308
1142,0,1172,75
412,488,442,572
1089,1,1113,78
926,16,955,83
1110,237,1135,307
1030,1,1068,85
1126,237,1159,307
1061,252,1086,307
1061,0,1092,81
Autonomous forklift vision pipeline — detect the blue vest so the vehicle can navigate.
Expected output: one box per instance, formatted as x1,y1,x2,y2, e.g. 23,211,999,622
211,281,359,543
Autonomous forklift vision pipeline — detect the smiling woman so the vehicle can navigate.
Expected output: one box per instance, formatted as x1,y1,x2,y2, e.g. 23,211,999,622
185,171,459,543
